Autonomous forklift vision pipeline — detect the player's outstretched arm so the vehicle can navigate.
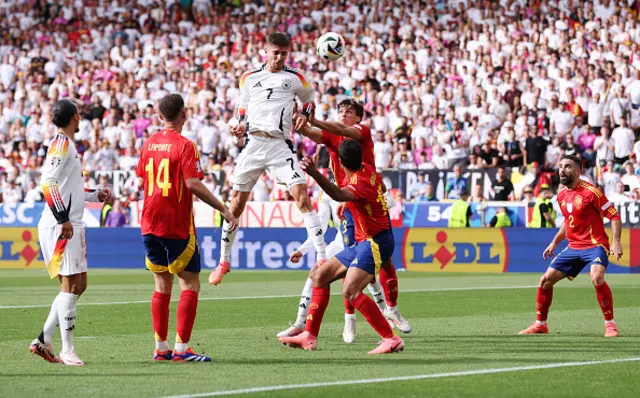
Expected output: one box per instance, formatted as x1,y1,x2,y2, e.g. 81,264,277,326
300,157,354,202
185,178,237,231
309,115,362,141
298,124,323,144
610,218,623,260
543,222,566,260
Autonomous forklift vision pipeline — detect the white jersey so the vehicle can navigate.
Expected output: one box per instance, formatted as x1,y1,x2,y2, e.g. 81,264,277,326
39,133,100,227
239,65,314,139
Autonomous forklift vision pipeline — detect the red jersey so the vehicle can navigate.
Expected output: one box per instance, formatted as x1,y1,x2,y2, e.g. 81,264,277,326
136,129,204,239
321,124,374,188
556,181,620,251
345,164,391,242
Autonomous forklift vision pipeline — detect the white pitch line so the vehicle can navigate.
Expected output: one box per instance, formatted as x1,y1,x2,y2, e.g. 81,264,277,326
0,285,537,310
161,357,640,398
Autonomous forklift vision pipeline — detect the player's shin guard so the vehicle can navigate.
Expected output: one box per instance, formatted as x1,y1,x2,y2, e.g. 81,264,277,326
536,287,553,323
152,291,171,350
220,220,239,263
303,211,326,262
595,282,614,322
58,292,79,353
175,290,198,352
39,293,62,344
295,277,313,326
351,292,394,339
379,263,398,307
306,287,330,338
367,280,386,311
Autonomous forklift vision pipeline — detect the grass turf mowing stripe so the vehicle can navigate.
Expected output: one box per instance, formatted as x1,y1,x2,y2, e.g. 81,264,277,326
0,285,537,310
160,357,640,398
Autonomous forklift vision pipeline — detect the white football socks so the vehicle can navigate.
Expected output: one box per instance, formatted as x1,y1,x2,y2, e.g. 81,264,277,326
295,277,313,326
58,292,79,353
303,210,326,262
220,219,239,263
40,293,62,344
367,281,386,312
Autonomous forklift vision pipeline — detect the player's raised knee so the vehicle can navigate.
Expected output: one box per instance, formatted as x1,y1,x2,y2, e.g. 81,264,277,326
539,274,554,290
341,287,358,304
590,272,605,286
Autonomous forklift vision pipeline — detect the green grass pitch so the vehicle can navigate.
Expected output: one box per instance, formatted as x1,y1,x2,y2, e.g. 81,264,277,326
1,269,640,397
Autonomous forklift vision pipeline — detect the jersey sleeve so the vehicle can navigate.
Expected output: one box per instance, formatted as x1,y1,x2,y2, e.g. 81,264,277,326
180,141,204,181
293,70,314,104
345,174,371,201
593,188,621,221
237,72,251,121
135,150,145,178
320,130,339,149
354,124,372,142
41,137,71,224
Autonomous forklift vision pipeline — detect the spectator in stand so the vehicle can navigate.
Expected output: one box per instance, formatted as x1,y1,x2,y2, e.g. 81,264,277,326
611,118,636,165
2,180,23,205
562,134,580,158
610,181,632,203
470,184,486,203
600,160,621,197
444,163,468,200
621,161,640,192
517,162,551,200
408,174,428,201
415,183,437,202
491,167,514,201
23,179,43,203
104,198,129,227
522,187,534,203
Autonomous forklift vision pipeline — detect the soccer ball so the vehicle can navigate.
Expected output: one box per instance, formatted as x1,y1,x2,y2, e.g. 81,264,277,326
316,32,345,61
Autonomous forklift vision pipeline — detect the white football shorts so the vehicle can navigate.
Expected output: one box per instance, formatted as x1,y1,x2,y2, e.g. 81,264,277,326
38,222,87,278
231,135,307,192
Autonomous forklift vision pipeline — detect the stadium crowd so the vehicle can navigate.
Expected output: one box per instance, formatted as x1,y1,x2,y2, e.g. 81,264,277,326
1,0,640,215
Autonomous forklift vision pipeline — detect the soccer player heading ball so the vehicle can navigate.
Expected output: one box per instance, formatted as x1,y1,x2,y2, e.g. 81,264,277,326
30,99,112,366
519,155,623,337
136,94,236,362
208,32,327,285
279,139,404,354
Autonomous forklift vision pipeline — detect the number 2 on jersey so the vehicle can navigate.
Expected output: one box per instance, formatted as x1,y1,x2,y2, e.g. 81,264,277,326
568,215,574,228
145,158,172,197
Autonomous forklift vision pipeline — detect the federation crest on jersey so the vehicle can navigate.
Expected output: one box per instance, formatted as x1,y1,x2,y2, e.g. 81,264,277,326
281,78,291,90
574,195,583,210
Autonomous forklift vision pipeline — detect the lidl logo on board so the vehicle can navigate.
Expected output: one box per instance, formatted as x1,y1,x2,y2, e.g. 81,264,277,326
404,229,507,273
0,228,45,269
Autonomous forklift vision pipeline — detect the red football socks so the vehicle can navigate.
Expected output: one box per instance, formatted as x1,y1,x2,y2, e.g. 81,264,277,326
379,263,398,307
536,287,553,322
152,291,171,342
595,282,614,321
342,278,355,314
351,292,394,339
306,287,331,337
176,290,199,344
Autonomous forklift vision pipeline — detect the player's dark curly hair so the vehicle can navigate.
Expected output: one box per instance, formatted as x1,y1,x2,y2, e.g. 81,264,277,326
158,94,185,122
338,139,363,172
266,32,290,47
51,99,78,128
337,98,364,120
561,154,583,170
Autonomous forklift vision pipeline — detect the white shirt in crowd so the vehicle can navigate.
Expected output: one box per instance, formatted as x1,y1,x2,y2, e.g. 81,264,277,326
611,127,634,158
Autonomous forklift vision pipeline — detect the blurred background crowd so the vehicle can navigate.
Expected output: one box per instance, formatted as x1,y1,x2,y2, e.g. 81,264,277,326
1,0,640,226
